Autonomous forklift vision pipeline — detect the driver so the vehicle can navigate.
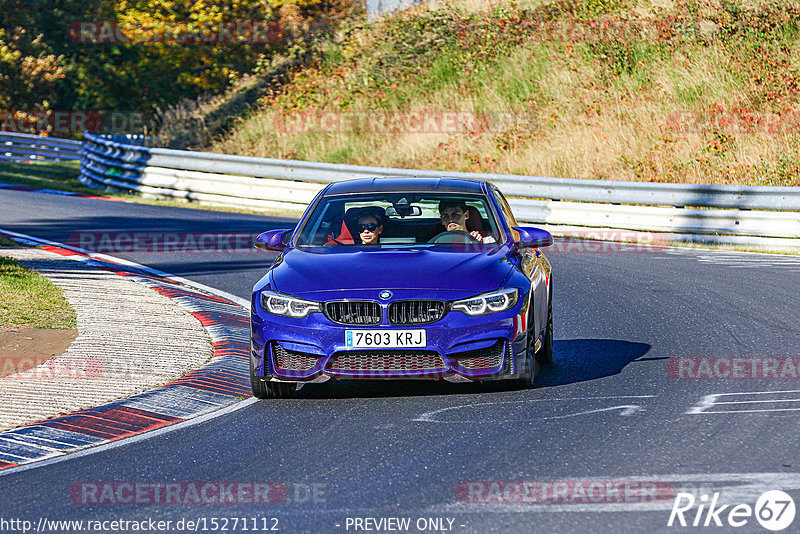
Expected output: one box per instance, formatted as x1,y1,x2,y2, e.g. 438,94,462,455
438,200,496,244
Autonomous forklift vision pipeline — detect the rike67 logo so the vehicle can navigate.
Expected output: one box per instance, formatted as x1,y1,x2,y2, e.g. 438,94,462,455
668,490,796,531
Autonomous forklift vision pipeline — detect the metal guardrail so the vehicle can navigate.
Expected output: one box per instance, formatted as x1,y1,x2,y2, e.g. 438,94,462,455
81,132,800,211
509,199,799,237
0,132,82,162
76,132,800,250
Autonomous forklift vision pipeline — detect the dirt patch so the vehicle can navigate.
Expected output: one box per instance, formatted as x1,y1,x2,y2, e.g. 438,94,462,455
0,326,78,378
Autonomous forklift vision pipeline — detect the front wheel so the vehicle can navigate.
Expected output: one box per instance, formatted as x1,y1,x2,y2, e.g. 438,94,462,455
512,328,539,389
512,352,538,390
250,357,297,399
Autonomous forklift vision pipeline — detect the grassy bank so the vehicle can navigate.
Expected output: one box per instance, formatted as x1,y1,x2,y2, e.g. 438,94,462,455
213,0,800,186
0,161,90,194
0,252,76,330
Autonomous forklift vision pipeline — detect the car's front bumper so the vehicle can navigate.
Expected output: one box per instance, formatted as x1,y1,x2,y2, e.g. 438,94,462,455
250,294,530,383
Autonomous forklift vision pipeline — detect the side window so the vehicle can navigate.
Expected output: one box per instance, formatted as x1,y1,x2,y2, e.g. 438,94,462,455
493,189,520,242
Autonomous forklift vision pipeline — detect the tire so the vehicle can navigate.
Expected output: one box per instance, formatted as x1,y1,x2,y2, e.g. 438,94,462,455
512,322,538,389
511,342,540,390
535,277,554,365
250,357,297,399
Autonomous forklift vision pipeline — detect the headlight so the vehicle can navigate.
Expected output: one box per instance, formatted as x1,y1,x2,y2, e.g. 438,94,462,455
260,290,321,318
451,288,519,316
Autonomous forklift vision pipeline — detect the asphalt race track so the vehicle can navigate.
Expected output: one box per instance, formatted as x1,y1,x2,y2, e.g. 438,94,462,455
2,188,800,533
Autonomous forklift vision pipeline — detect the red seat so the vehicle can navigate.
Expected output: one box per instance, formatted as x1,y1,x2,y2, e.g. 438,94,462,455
325,219,354,245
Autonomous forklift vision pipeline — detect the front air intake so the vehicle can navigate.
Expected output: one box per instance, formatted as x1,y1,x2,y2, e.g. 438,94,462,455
324,300,382,325
388,300,446,325
326,350,447,375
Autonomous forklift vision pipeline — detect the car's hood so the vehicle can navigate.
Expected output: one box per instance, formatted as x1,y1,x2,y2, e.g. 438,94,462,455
270,245,515,298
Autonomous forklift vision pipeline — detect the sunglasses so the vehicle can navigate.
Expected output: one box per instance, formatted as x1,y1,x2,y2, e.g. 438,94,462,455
358,223,378,232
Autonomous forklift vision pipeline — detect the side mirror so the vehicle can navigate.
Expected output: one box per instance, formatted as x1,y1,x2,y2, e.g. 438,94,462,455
512,227,553,248
255,229,293,252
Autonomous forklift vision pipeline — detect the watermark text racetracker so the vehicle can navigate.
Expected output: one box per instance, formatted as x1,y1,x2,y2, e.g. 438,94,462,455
70,21,283,45
270,110,536,135
67,232,263,254
70,481,326,505
1,355,102,381
457,480,675,504
668,357,800,379
665,106,800,135
548,230,669,253
1,110,144,135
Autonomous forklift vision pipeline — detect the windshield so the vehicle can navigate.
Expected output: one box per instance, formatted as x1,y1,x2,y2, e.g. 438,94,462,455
294,193,504,248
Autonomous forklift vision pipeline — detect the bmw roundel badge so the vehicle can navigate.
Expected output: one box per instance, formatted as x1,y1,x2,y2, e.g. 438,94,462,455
379,290,392,300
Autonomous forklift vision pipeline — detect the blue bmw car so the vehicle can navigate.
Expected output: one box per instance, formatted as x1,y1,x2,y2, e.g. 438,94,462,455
250,177,553,398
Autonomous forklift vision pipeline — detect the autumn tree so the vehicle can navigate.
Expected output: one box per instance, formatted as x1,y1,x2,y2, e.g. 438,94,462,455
0,0,357,135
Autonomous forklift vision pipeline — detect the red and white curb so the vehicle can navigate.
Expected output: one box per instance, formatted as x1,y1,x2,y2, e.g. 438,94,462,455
0,229,252,472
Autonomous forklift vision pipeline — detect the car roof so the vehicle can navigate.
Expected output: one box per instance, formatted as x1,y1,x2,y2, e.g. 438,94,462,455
323,177,487,195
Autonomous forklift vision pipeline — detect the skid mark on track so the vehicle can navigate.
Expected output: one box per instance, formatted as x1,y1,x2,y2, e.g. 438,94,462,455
413,395,655,423
686,389,800,414
664,249,800,271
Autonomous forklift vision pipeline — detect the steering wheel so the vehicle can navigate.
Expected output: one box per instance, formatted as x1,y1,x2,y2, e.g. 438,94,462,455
427,230,481,244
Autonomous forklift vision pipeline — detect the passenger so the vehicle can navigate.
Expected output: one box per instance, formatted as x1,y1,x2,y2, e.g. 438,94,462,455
438,200,496,244
356,213,383,245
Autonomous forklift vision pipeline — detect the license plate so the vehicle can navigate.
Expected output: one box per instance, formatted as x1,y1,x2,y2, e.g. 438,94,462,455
345,330,427,348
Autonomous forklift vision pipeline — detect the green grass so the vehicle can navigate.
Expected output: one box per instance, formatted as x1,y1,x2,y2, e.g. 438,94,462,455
0,257,77,329
0,161,90,194
325,145,355,163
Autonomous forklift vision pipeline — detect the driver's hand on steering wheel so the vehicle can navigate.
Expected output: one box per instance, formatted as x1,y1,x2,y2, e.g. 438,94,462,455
470,231,496,244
